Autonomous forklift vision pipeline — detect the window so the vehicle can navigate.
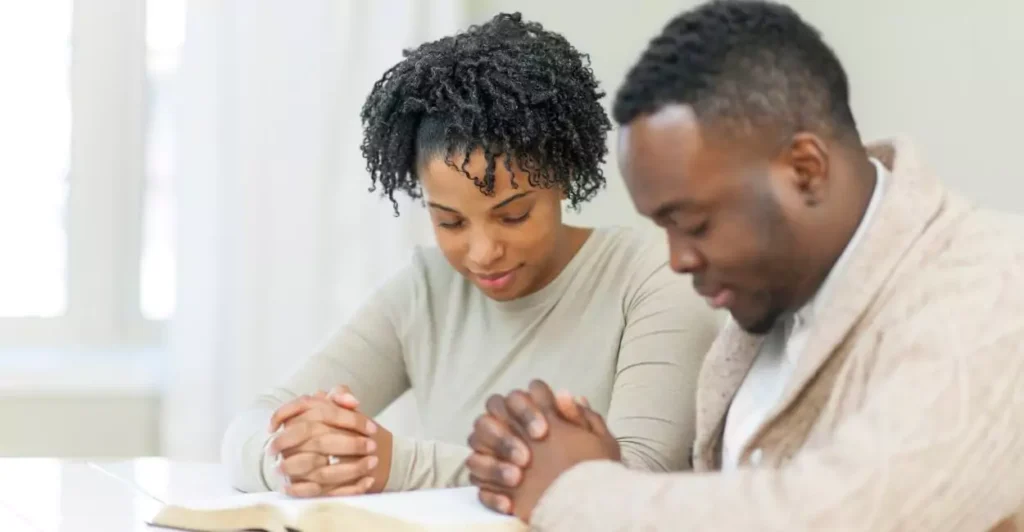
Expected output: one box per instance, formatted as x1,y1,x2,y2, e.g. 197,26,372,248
142,0,186,321
0,2,72,319
0,0,184,347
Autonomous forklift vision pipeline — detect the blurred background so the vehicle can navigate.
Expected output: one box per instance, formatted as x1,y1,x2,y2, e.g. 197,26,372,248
0,0,1021,461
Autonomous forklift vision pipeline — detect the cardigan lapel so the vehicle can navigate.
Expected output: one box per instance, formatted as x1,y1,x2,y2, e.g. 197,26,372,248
735,138,949,461
692,318,765,470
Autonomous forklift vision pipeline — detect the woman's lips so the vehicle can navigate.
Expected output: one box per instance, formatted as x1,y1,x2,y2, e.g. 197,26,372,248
475,266,520,290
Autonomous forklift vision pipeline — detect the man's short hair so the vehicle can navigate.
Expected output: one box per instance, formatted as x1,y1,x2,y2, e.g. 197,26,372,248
613,0,858,144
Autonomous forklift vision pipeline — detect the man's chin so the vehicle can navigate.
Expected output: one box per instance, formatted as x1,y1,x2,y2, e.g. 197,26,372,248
733,310,780,336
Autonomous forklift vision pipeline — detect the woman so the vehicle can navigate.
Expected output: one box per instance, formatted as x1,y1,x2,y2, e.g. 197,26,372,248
222,12,718,498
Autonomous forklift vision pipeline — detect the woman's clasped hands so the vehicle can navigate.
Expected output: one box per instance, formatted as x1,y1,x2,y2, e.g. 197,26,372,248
265,385,392,497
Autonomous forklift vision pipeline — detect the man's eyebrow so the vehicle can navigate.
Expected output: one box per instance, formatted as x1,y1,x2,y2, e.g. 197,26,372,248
652,199,695,219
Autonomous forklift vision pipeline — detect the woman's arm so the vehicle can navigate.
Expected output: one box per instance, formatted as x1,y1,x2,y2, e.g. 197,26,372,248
221,268,414,493
607,258,721,472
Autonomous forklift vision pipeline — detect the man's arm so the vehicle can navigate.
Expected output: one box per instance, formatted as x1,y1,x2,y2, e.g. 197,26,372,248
533,296,1024,531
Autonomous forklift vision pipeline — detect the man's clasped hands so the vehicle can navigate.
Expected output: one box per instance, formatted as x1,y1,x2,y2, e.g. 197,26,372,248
266,379,620,521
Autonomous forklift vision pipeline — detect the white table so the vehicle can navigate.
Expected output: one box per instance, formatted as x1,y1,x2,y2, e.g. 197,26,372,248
0,458,240,532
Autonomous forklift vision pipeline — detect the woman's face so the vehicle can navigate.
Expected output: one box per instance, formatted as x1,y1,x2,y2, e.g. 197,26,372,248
419,150,567,301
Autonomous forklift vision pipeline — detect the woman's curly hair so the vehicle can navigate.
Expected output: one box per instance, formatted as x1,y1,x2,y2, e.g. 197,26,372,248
360,12,611,215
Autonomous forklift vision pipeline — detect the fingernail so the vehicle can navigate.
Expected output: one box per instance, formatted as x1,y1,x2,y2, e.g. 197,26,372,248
368,456,379,469
366,421,377,434
367,439,377,453
512,447,528,466
362,477,375,490
498,498,511,514
501,465,520,485
529,420,545,438
342,393,358,404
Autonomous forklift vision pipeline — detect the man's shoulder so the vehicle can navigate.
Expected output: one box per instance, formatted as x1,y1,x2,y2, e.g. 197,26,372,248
928,205,1024,280
875,205,1024,349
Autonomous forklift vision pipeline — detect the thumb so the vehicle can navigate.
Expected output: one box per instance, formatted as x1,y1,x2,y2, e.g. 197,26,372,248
554,390,590,429
581,406,611,439
327,385,359,409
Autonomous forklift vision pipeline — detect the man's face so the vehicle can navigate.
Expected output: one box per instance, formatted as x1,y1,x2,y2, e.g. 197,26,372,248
619,104,816,334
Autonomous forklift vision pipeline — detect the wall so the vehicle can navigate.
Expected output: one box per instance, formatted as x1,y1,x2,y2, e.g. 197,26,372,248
0,394,158,457
787,0,1024,213
472,0,1024,216
468,0,693,231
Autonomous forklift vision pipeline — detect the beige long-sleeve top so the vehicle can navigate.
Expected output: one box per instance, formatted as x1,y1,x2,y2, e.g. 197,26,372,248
222,226,720,493
530,139,1024,531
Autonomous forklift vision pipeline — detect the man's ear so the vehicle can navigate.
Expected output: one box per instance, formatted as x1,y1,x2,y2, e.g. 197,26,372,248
780,133,830,207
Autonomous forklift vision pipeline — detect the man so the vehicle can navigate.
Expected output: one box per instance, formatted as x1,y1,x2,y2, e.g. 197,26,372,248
464,0,1024,530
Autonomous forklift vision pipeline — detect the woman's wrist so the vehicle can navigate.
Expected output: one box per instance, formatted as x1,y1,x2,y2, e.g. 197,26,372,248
367,423,393,493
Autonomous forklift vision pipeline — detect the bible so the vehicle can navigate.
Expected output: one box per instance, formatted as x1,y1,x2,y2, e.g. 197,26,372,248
146,486,526,532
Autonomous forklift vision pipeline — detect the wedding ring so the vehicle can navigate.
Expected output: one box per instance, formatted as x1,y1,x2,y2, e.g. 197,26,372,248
328,455,340,465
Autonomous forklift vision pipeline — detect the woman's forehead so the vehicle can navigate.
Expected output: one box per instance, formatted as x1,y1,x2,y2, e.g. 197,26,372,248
420,153,552,207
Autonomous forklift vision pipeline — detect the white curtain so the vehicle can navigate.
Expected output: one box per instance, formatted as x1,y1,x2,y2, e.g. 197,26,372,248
162,0,465,461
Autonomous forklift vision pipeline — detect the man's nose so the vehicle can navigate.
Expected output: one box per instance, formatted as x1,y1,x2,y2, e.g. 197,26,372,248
669,240,703,274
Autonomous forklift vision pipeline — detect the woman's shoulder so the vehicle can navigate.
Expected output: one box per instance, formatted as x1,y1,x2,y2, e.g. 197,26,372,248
584,226,720,326
583,225,673,279
376,245,467,302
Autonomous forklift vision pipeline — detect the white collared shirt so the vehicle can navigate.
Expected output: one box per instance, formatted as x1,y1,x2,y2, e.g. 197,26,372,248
720,158,888,470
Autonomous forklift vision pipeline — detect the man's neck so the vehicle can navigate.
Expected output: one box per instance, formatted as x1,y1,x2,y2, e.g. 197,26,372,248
796,157,879,311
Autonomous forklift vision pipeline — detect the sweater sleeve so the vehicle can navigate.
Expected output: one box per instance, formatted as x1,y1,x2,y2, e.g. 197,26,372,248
532,266,1024,531
221,259,416,493
607,251,721,472
382,436,475,492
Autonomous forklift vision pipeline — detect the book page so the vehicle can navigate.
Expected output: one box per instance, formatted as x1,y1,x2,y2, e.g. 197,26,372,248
333,487,518,526
153,487,523,530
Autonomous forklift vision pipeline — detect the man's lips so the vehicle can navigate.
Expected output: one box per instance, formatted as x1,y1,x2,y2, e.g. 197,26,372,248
696,285,736,309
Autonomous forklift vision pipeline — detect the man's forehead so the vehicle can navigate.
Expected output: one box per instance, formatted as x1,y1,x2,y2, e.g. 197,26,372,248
620,104,702,165
618,104,706,210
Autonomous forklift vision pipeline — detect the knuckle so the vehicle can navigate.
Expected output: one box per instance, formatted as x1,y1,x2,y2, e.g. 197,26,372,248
473,414,489,432
466,453,485,470
485,394,503,410
361,456,376,473
497,436,518,459
507,390,528,404
330,408,352,427
466,432,482,451
309,468,328,484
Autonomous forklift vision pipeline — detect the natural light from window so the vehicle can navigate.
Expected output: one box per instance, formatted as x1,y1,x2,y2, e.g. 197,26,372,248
0,2,73,318
0,1,183,321
142,0,186,321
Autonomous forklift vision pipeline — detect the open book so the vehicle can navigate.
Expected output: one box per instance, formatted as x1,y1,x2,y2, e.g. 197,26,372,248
147,486,526,532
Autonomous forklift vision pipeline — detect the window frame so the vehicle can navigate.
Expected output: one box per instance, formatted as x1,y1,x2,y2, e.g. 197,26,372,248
0,0,162,349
